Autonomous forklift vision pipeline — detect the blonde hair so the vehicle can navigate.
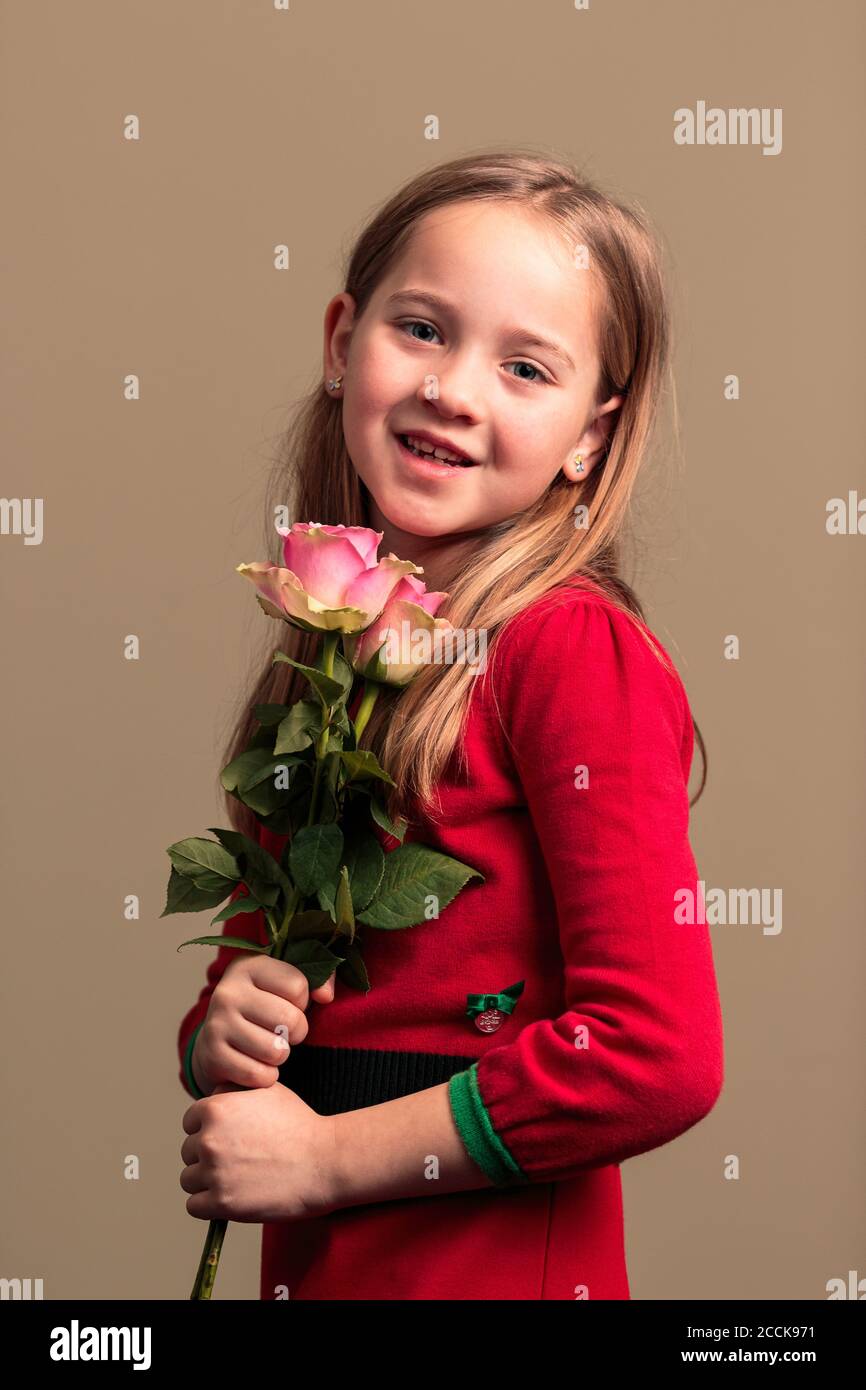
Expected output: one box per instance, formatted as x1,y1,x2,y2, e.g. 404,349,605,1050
219,148,706,835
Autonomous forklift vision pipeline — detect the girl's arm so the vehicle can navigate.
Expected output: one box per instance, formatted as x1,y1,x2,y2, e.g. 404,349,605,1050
325,590,724,1205
327,1081,496,1205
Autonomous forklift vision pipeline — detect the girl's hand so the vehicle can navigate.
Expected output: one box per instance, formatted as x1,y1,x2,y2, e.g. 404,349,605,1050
191,955,336,1096
180,1082,339,1223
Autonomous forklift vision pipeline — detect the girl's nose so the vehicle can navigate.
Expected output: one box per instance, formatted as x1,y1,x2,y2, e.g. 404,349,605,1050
416,363,483,423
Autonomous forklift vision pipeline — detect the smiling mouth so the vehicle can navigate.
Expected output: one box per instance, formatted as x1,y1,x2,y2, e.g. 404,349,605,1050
395,433,478,467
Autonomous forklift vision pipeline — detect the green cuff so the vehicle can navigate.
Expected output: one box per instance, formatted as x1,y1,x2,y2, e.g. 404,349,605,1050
448,1063,528,1188
182,1021,207,1100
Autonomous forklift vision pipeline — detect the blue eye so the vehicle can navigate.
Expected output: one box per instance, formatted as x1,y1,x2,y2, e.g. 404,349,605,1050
504,361,551,386
395,320,552,385
398,319,442,344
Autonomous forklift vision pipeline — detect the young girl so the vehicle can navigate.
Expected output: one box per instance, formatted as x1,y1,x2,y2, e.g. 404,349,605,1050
177,150,724,1301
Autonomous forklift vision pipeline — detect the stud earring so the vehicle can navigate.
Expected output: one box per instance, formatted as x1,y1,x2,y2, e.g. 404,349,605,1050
327,375,344,391
574,453,585,474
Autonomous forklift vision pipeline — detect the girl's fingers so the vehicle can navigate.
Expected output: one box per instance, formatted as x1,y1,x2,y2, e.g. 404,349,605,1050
179,1161,208,1195
246,956,314,1007
182,1105,203,1134
180,1134,199,1165
236,1001,308,1049
311,970,337,1002
216,1039,288,1088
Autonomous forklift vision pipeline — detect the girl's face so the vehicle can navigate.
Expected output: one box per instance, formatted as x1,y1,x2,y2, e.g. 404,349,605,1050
324,200,623,550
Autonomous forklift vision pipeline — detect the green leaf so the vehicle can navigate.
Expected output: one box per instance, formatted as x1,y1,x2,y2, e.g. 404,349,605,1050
176,935,273,953
290,823,344,896
368,794,408,843
209,895,266,925
316,882,337,922
233,758,303,815
329,650,355,699
255,764,313,833
342,829,385,911
339,749,396,786
205,827,292,905
160,865,234,916
220,745,277,793
221,747,302,817
357,843,484,930
283,908,335,940
337,941,371,993
274,700,322,755
335,865,355,940
254,703,294,727
167,837,240,887
279,937,345,990
330,702,352,737
273,653,345,706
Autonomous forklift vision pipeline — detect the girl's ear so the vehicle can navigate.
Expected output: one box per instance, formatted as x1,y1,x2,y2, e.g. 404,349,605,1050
322,292,357,382
566,392,625,480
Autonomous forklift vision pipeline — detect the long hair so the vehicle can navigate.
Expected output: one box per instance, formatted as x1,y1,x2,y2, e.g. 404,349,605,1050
219,148,707,835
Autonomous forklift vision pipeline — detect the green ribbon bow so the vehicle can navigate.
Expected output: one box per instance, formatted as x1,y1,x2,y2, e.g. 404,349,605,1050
465,979,525,1020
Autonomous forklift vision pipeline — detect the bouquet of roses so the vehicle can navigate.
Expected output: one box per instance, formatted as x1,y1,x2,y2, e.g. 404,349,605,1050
162,523,484,1299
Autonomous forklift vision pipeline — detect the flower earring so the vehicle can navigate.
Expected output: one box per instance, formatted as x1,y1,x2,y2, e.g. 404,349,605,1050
574,453,585,475
327,375,344,391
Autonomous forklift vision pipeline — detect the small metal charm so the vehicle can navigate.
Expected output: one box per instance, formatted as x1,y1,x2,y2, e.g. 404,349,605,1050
465,981,525,1033
475,1008,506,1033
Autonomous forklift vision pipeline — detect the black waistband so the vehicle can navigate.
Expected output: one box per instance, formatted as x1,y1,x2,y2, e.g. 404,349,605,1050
277,1044,478,1115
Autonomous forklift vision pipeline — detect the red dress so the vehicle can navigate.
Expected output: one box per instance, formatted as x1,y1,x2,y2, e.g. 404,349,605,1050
177,579,724,1299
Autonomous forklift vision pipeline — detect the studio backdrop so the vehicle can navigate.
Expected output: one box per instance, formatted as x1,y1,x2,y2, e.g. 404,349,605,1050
1,0,863,1302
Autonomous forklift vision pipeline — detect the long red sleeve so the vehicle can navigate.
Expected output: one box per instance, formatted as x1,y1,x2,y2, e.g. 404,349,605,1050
448,588,724,1185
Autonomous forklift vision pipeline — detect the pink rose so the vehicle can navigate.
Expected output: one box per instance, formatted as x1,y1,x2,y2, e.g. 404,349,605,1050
236,522,424,634
342,574,451,687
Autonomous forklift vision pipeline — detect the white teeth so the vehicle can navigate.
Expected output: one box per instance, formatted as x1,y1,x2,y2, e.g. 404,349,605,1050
404,434,468,464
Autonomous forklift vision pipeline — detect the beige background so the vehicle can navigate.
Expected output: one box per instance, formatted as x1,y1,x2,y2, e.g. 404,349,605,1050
1,0,863,1300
